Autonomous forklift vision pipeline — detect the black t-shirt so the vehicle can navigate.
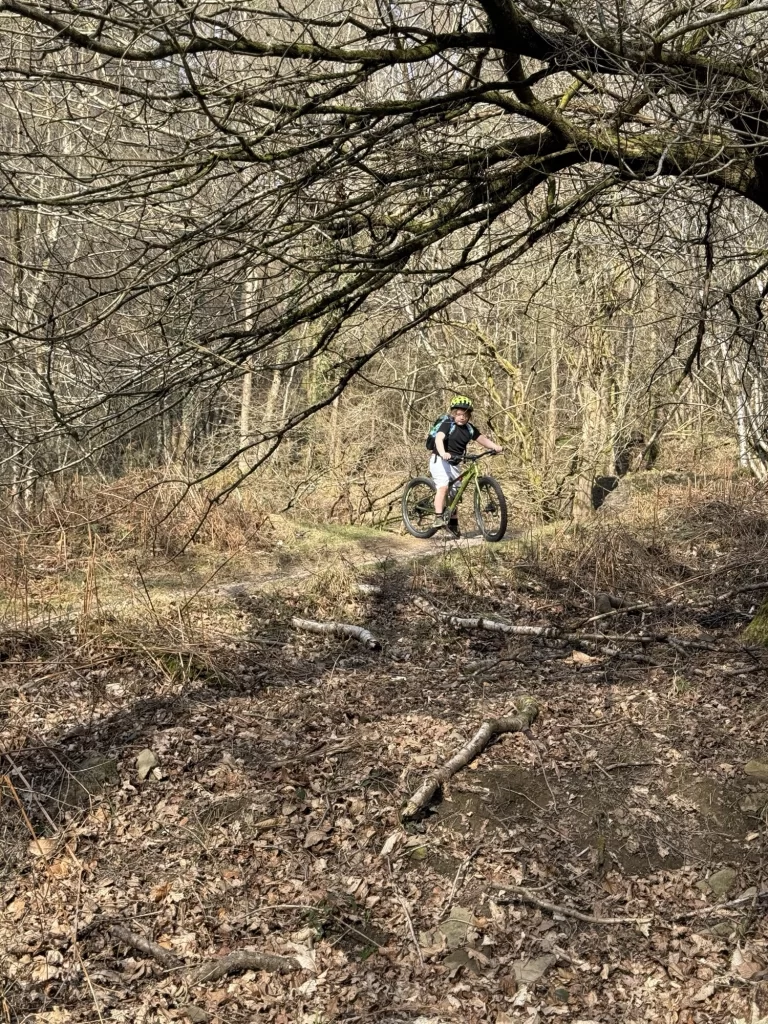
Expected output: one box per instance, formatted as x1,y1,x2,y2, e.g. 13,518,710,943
436,419,481,458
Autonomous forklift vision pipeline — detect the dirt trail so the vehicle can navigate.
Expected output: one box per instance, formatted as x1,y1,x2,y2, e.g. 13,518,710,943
214,529,501,596
2,520,515,631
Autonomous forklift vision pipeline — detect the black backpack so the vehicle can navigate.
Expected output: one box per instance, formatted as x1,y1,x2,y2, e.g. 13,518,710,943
425,413,453,451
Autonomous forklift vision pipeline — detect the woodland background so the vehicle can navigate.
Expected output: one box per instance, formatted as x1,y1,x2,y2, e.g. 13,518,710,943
0,0,767,541
3,4,768,1024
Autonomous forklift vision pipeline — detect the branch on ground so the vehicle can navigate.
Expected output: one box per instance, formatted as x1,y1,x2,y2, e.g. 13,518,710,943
400,695,540,821
79,918,302,980
413,595,724,653
107,924,181,971
412,596,558,637
495,885,651,927
291,616,381,649
192,949,301,983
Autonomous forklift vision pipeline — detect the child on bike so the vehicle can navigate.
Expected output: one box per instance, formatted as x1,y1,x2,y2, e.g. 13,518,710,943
431,396,503,528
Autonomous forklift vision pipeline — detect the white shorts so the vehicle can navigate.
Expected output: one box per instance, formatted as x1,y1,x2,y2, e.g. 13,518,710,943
429,454,460,488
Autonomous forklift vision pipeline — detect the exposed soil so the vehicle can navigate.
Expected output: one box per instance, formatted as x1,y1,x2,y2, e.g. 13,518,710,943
2,478,768,1023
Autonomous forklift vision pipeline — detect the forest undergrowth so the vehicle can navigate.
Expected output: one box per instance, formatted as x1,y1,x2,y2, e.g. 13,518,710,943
2,474,768,1024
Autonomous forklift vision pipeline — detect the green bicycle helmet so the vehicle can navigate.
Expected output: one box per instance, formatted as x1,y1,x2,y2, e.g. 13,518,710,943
450,394,473,411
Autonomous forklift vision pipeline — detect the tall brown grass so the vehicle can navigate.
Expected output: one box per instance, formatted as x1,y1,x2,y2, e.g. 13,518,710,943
529,471,768,597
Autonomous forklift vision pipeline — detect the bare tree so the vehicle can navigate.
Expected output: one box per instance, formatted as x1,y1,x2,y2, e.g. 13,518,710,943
0,0,767,500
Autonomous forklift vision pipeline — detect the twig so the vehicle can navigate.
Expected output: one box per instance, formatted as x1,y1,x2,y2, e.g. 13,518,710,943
232,904,387,952
569,631,715,650
134,560,163,629
412,596,558,637
413,595,715,653
72,869,106,1024
234,903,387,955
1,774,60,861
496,885,651,926
397,895,423,965
1,752,61,836
268,742,357,768
672,891,768,921
716,581,768,601
580,602,660,626
80,916,300,980
444,846,481,912
528,735,559,811
602,761,656,771
550,942,592,970
720,663,758,676
498,786,551,813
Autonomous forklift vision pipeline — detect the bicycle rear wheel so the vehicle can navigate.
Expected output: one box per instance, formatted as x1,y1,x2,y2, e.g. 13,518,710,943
474,475,507,541
402,477,438,538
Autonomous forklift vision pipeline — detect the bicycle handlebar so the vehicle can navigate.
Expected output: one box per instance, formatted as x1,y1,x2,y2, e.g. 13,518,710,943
461,450,500,463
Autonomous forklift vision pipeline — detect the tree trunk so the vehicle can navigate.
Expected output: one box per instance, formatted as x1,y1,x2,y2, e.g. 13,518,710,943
238,275,258,476
239,359,253,477
545,324,558,468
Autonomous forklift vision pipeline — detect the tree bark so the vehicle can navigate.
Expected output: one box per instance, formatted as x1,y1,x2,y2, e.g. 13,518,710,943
291,616,380,649
239,360,253,477
412,596,558,637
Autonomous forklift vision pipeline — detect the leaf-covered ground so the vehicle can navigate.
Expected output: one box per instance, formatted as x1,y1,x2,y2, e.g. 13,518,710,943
2,477,768,1024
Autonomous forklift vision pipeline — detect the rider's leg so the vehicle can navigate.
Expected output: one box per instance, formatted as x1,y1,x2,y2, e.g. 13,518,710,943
429,456,456,524
434,484,449,514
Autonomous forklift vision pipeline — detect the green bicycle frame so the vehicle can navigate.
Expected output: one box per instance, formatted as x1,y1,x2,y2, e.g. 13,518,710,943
443,456,486,515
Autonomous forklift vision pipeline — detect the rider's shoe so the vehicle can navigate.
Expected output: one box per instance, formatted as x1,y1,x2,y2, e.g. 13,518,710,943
433,512,449,528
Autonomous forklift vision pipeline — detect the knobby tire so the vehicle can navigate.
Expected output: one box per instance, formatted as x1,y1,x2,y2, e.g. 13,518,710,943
402,477,438,538
474,475,507,541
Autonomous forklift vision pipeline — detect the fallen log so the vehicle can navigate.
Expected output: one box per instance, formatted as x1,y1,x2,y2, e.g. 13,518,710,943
291,616,380,649
400,695,539,821
412,596,558,637
356,583,382,596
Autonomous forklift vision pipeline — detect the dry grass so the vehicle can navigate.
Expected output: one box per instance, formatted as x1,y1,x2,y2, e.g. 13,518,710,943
0,470,431,631
3,464,767,636
528,470,768,600
23,471,274,556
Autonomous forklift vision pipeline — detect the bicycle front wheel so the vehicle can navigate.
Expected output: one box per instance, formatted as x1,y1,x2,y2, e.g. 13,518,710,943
474,475,507,541
402,477,438,538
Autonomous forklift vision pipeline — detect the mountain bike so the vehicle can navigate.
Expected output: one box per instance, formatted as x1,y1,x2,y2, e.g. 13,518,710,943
401,451,508,542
